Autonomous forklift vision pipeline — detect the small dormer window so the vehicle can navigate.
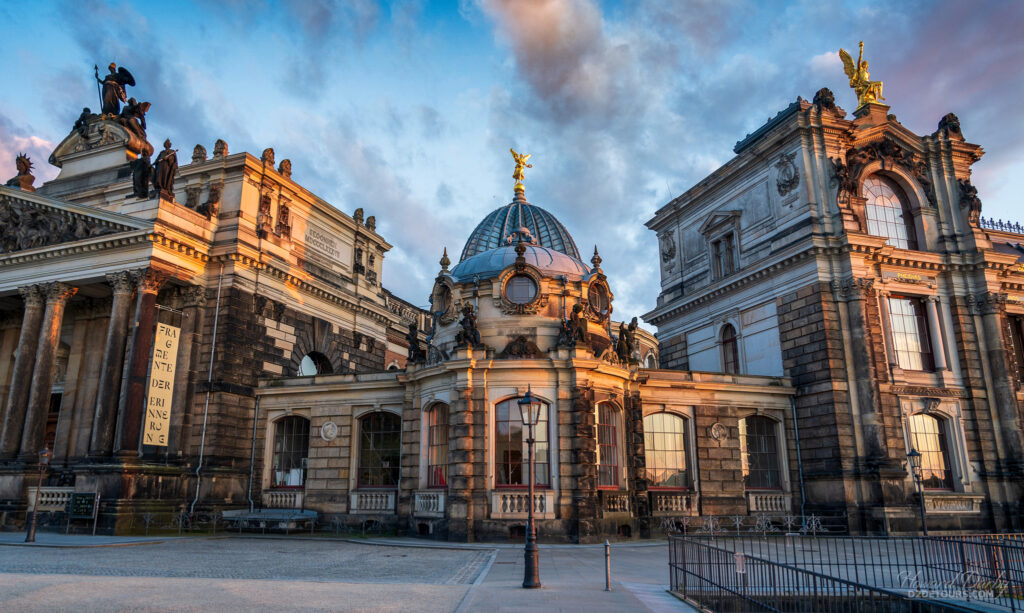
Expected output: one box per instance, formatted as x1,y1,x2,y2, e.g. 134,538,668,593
711,233,736,279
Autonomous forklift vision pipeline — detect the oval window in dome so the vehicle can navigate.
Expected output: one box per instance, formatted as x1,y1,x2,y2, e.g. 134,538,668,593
507,275,538,304
589,283,609,315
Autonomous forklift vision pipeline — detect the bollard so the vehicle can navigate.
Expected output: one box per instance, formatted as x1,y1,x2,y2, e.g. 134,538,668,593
605,539,612,592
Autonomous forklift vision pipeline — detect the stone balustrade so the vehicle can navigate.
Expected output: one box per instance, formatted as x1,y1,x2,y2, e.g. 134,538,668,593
26,486,75,512
650,491,695,516
600,491,630,514
923,493,984,514
350,490,396,514
490,490,555,519
746,491,792,514
262,489,304,509
413,490,446,518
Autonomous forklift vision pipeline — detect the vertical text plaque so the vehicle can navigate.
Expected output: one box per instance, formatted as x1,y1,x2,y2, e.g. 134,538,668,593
142,322,180,446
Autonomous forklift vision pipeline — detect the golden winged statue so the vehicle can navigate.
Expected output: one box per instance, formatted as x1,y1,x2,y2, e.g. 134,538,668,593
839,41,884,108
510,148,532,191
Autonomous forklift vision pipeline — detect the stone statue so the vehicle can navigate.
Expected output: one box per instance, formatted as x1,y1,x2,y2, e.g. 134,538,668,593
74,108,93,136
192,144,207,164
510,148,532,191
839,42,884,107
95,62,136,116
455,304,482,348
365,216,375,231
353,208,364,225
278,159,292,178
406,322,426,363
614,317,638,364
5,154,36,192
959,179,982,225
152,139,178,201
556,303,587,348
118,97,151,142
213,139,228,157
261,148,275,167
130,154,152,199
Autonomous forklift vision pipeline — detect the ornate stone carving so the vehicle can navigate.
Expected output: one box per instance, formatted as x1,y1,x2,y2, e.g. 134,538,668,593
958,179,982,225
275,202,291,239
812,87,838,114
659,232,676,263
365,216,375,232
834,139,935,207
938,113,962,139
257,193,273,238
0,199,121,253
192,144,207,164
255,295,284,320
406,322,426,363
5,154,36,192
42,281,77,304
556,303,588,349
353,208,364,225
133,268,169,294
454,304,482,348
19,285,44,308
213,139,228,158
198,181,222,219
185,185,201,210
106,271,134,295
498,335,544,359
261,148,275,167
278,159,291,178
179,285,207,308
775,152,800,197
832,277,875,302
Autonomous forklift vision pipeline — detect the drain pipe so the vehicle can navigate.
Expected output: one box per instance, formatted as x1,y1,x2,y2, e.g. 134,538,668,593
247,395,260,512
190,261,225,515
789,394,807,522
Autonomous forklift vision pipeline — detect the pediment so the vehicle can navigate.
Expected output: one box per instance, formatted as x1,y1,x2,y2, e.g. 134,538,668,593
698,209,741,236
0,186,152,255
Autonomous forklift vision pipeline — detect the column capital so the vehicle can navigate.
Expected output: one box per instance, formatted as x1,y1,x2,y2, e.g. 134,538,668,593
106,271,135,295
132,268,170,295
179,285,207,308
923,294,940,304
831,277,875,302
42,282,77,304
18,284,44,307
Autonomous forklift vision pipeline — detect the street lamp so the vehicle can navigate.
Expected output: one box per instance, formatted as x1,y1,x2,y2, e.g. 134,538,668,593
25,446,52,543
518,388,542,589
907,448,928,536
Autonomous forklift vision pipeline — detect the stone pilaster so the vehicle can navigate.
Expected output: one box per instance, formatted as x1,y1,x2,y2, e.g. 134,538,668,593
924,296,948,371
88,272,136,458
624,391,650,538
570,386,598,543
166,285,205,456
18,282,78,461
114,268,168,457
976,292,1024,470
836,277,886,460
0,286,45,460
447,387,474,541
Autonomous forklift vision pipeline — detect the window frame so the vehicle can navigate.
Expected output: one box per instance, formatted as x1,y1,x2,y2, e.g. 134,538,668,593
356,411,402,489
862,175,918,250
271,415,310,489
643,411,691,490
426,403,449,489
596,403,621,489
906,413,955,491
494,397,550,489
739,415,783,491
887,295,935,372
721,324,740,374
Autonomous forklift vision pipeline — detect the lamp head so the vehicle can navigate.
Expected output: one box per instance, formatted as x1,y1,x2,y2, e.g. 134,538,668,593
518,387,541,427
907,448,921,473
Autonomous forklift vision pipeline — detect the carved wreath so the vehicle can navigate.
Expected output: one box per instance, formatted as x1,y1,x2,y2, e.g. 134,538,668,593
494,266,548,315
430,278,459,325
775,152,799,196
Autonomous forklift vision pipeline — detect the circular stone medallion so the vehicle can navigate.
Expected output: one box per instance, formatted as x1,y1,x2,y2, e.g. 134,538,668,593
320,421,339,442
708,422,728,441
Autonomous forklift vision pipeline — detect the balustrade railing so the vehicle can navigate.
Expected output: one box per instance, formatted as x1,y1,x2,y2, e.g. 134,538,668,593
26,486,74,512
262,489,303,509
490,490,555,519
980,217,1024,235
651,491,694,516
350,490,396,514
746,491,792,514
413,490,445,518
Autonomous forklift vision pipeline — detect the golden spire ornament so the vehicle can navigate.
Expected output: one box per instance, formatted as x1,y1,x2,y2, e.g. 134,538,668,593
510,148,532,194
839,41,885,108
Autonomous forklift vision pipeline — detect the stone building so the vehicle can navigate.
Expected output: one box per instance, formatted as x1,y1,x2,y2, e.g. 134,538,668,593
645,89,1024,533
255,182,797,542
0,104,427,531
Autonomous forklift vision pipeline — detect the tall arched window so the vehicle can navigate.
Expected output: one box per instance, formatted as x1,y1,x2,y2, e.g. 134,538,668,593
863,176,917,250
907,414,953,490
426,404,449,488
298,352,333,376
272,416,310,487
596,404,619,488
643,413,689,488
739,416,781,490
495,398,549,487
358,412,401,488
721,324,739,374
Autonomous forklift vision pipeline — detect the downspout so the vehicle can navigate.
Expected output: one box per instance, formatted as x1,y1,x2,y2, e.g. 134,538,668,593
789,394,807,522
247,395,260,512
190,261,225,514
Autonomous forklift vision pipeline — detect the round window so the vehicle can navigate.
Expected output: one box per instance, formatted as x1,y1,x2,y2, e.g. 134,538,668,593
589,284,609,314
506,275,538,304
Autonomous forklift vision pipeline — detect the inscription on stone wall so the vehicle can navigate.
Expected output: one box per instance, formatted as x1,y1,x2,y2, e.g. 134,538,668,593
306,224,341,260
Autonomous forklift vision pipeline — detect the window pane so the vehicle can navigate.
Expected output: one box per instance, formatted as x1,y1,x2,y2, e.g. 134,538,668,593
427,404,449,487
888,297,933,371
272,416,309,487
863,176,916,249
642,413,688,488
740,416,780,490
495,398,548,486
358,412,401,487
908,414,953,489
597,404,619,487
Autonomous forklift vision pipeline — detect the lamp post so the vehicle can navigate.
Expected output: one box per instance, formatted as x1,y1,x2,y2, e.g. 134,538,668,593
907,448,928,536
25,446,52,543
518,389,542,589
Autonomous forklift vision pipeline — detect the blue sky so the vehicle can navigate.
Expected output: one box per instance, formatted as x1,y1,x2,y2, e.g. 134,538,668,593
2,0,1022,325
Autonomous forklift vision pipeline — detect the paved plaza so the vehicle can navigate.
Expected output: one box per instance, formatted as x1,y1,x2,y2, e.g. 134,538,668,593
0,534,691,612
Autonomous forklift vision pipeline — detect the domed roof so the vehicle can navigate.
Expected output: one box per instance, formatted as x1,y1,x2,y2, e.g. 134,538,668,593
459,192,580,262
451,244,590,282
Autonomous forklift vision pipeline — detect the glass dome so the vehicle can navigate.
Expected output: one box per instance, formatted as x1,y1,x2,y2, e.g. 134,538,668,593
459,192,580,262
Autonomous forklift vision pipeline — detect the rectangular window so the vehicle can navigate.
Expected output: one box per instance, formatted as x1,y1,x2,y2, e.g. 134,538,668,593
907,414,953,490
495,399,549,487
888,296,934,371
711,233,737,279
711,240,723,278
596,404,619,488
427,405,449,488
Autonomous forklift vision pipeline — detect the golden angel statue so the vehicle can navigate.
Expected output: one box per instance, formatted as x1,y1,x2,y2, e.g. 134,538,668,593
839,41,884,107
510,148,532,190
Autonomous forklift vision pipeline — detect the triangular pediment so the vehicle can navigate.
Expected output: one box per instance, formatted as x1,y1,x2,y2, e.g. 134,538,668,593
0,185,152,255
698,209,741,235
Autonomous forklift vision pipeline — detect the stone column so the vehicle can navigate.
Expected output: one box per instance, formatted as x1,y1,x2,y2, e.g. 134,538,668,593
88,272,135,458
18,282,78,461
114,269,168,457
0,286,45,460
843,278,886,460
924,296,948,371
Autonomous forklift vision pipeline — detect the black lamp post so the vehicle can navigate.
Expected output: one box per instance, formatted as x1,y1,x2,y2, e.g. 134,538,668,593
907,448,928,536
518,388,542,589
25,446,52,543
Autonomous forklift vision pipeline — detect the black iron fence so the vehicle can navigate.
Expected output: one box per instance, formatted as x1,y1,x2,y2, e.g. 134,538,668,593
670,534,1024,612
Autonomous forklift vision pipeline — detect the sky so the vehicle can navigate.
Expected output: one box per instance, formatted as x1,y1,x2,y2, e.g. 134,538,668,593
1,0,1022,326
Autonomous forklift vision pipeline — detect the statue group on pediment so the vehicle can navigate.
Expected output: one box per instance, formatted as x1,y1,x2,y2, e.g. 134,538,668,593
0,200,117,253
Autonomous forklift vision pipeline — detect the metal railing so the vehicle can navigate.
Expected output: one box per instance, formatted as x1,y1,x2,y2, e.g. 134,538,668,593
979,217,1024,235
670,534,1024,612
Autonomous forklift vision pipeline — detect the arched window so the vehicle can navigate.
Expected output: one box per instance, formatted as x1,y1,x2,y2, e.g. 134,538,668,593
272,416,310,487
863,175,917,250
721,324,739,374
907,414,953,490
495,397,549,487
426,404,449,488
643,413,689,488
739,416,781,490
298,352,333,376
597,404,619,488
358,412,401,488
645,353,658,369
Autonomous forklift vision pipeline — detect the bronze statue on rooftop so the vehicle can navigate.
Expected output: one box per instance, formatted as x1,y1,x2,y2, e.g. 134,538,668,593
5,154,36,192
152,139,178,201
95,62,136,116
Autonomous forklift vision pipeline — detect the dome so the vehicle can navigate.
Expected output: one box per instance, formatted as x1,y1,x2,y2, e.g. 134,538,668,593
451,244,590,282
460,192,580,262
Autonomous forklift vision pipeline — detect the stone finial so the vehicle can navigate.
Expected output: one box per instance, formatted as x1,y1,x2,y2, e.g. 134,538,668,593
213,139,228,157
278,158,292,178
440,247,450,272
591,245,602,272
353,207,364,224
261,147,275,166
365,216,375,231
192,144,207,164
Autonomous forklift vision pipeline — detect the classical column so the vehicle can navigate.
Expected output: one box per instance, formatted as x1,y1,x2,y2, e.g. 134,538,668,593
88,272,135,458
18,282,78,461
923,296,948,371
114,269,168,457
0,286,45,460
